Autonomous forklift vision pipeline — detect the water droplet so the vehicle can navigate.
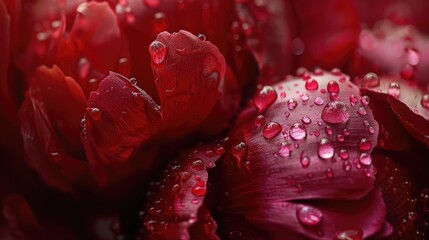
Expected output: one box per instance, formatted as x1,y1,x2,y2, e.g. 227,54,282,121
335,229,363,240
358,138,372,151
401,64,414,80
78,57,90,79
326,168,334,178
86,107,102,121
358,153,372,166
343,161,351,171
231,142,248,166
331,68,342,76
363,120,369,126
321,101,350,124
215,146,225,155
325,126,333,135
362,72,380,88
339,149,349,160
149,40,168,64
172,184,181,193
287,98,297,110
407,48,420,66
130,78,137,85
361,95,370,106
191,159,204,171
254,86,277,111
144,0,160,8
388,82,400,98
318,138,334,159
305,78,319,90
301,116,311,124
349,95,358,106
255,115,266,126
300,154,310,168
279,144,292,157
313,97,323,106
336,134,344,142
263,122,282,139
421,94,429,109
191,185,206,197
368,126,375,134
327,81,339,93
357,107,367,116
342,129,350,136
296,206,323,226
289,123,307,140
198,33,206,41
50,152,61,162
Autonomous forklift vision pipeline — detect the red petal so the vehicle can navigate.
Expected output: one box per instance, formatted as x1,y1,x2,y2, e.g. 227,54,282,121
83,71,161,166
138,144,223,240
235,0,292,84
359,74,429,148
18,65,95,194
57,1,130,95
246,190,387,239
152,30,226,136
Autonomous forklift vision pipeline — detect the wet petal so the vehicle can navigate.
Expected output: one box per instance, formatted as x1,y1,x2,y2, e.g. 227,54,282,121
223,70,379,206
246,190,388,239
138,144,223,240
19,65,95,194
360,74,429,148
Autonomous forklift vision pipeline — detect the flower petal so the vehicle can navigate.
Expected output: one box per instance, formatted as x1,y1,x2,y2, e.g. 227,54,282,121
222,69,379,207
138,144,223,240
359,74,429,148
246,190,387,240
18,65,95,194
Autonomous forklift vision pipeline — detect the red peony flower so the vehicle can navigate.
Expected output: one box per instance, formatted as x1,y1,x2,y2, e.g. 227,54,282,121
0,0,428,239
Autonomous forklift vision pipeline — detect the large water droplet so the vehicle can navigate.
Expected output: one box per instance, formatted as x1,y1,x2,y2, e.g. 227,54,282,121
339,149,349,160
191,185,207,197
318,138,334,159
149,40,168,64
279,144,292,157
287,98,297,110
327,81,339,94
289,123,307,140
335,229,363,240
421,94,429,109
321,101,350,124
86,107,102,121
358,138,372,151
362,72,380,88
358,153,372,166
305,79,319,90
254,86,277,111
388,82,400,98
296,206,323,226
263,122,282,139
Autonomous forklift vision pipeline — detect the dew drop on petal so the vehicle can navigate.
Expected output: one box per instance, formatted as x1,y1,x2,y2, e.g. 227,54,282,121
50,152,61,162
358,138,372,151
301,116,311,124
263,122,282,139
86,107,102,121
305,78,319,90
314,97,324,106
255,115,266,126
149,40,168,64
231,142,248,166
327,81,339,94
335,229,363,240
362,72,380,88
254,86,277,111
336,134,344,142
279,144,292,157
287,98,298,110
343,161,352,171
339,149,349,160
198,33,206,41
357,107,367,116
296,206,323,226
321,101,350,124
326,168,334,179
191,186,206,197
191,159,204,171
318,138,334,159
325,126,333,135
359,153,372,166
421,94,429,109
144,0,160,8
301,93,309,101
407,48,420,66
300,155,310,168
388,82,400,98
349,94,358,106
289,123,307,140
361,95,370,106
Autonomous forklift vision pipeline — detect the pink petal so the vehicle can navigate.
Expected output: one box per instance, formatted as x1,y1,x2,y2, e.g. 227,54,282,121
138,144,223,240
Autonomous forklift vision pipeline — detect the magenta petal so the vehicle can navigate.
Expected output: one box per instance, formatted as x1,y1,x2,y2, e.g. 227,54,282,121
246,190,387,240
138,144,223,240
223,70,379,207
